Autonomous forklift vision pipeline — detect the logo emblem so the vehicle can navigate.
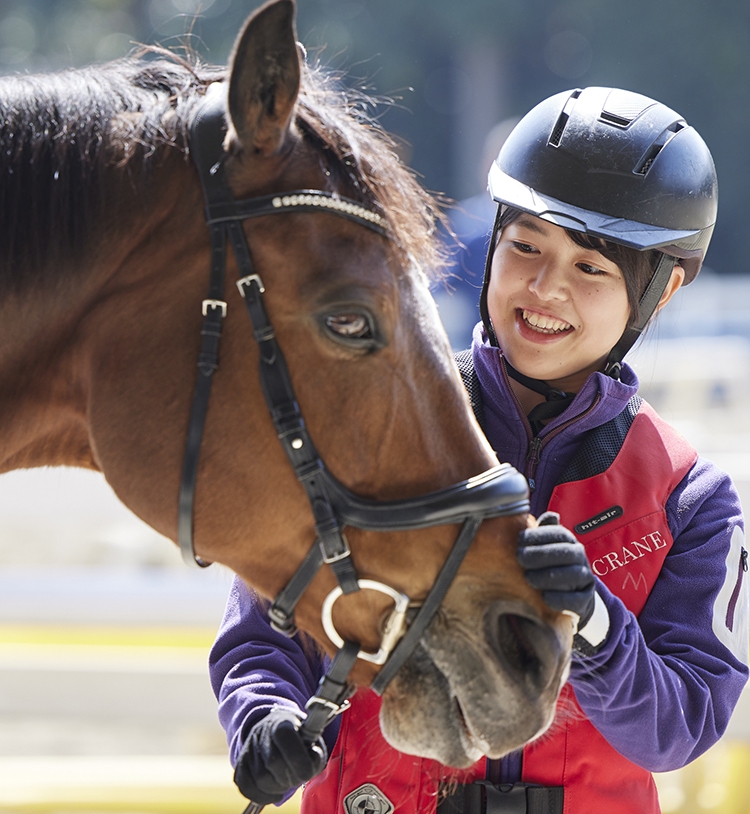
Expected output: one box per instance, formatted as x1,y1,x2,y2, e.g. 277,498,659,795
575,505,623,534
344,783,394,814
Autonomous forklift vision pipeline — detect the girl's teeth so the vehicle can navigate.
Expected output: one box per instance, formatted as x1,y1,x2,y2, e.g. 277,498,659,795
522,309,570,333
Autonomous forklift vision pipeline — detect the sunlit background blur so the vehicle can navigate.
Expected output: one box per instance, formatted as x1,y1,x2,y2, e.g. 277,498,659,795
1,1,750,812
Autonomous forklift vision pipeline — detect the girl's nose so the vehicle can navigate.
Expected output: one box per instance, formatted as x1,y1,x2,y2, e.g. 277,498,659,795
528,264,567,300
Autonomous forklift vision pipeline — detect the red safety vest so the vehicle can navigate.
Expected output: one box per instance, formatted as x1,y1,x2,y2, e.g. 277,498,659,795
302,399,697,814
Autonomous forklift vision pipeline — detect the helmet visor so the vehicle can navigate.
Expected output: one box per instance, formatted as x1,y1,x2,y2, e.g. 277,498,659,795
489,161,711,265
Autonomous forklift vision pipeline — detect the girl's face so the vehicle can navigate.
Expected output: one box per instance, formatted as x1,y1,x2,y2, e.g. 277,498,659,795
487,214,631,393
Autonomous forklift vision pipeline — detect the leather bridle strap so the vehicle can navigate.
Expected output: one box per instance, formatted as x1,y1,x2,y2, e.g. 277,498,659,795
233,262,359,595
178,84,385,573
178,85,233,569
268,463,526,639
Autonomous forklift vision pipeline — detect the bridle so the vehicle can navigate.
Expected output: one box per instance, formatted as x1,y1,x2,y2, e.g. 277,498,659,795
178,83,529,734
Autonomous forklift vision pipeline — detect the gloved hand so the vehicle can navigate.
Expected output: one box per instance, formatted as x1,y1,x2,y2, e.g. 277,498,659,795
233,707,328,805
517,511,596,629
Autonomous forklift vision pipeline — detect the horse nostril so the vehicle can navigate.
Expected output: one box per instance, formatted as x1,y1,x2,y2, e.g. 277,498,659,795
487,611,558,693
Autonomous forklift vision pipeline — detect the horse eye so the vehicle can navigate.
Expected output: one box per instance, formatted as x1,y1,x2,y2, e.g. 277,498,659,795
324,313,373,339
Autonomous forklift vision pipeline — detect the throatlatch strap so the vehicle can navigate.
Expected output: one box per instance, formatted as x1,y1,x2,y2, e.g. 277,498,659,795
177,86,234,568
177,228,230,565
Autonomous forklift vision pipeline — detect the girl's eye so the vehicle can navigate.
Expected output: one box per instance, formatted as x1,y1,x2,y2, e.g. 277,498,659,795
324,313,373,340
578,263,607,276
512,241,537,254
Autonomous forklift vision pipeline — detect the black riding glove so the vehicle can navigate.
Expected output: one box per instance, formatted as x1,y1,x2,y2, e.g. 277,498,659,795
517,511,596,630
233,707,328,805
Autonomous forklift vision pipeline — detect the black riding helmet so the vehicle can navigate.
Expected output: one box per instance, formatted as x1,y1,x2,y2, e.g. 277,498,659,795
479,86,718,386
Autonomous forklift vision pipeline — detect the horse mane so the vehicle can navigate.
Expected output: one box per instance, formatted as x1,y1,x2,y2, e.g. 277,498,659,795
0,57,214,291
294,63,450,277
0,50,448,293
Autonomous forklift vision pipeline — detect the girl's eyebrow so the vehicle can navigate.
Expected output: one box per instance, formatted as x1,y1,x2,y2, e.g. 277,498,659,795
513,215,550,236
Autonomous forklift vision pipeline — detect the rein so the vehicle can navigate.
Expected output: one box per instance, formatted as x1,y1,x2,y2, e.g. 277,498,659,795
179,84,529,735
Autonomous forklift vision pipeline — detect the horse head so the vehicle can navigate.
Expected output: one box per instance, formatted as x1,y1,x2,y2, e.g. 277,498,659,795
0,0,572,767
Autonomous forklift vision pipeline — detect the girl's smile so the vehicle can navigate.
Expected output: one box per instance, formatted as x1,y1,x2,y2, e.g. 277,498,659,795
517,308,573,338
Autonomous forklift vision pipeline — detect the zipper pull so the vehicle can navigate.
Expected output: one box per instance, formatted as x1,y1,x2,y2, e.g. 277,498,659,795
526,437,542,467
742,547,748,573
525,437,542,493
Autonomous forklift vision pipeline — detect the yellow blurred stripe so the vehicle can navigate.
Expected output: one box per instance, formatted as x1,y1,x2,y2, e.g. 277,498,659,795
0,624,216,648
0,756,301,813
0,642,208,673
0,626,218,674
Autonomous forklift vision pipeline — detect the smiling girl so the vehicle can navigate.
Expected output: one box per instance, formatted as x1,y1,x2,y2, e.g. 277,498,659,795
210,88,748,814
442,86,748,814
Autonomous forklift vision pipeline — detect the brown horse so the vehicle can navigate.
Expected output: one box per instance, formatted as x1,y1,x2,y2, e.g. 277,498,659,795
0,0,572,767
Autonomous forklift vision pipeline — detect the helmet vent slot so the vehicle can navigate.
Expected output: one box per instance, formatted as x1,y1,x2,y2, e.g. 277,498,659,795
601,90,655,126
600,111,632,127
547,89,582,148
548,113,569,147
634,149,660,175
634,121,686,175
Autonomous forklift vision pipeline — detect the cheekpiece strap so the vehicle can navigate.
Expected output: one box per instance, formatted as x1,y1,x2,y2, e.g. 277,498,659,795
300,640,360,741
234,269,360,597
178,84,385,569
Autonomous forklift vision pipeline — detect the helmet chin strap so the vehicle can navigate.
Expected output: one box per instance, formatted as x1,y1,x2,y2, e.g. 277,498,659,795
602,253,676,380
503,359,576,435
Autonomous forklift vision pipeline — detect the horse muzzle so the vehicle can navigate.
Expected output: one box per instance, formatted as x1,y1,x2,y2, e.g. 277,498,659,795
378,597,571,767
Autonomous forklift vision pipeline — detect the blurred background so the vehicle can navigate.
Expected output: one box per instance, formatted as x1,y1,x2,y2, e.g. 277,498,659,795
1,1,749,812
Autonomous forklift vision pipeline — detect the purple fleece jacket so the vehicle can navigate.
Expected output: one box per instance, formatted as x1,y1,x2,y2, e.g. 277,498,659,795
209,323,748,786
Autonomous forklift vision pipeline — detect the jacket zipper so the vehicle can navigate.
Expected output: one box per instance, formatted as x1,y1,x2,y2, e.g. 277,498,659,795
499,360,602,491
526,437,542,490
526,397,601,489
495,360,602,785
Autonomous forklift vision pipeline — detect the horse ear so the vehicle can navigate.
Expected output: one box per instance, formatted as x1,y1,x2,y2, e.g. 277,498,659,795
227,0,300,155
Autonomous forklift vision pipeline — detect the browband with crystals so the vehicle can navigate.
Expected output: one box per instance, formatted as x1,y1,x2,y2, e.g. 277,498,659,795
203,188,388,234
272,192,388,227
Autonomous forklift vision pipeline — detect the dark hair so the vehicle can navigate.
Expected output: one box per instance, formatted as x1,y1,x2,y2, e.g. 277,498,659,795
497,206,663,327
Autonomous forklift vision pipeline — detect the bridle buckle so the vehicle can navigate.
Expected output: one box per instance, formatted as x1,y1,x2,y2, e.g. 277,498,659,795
201,299,227,317
236,274,265,296
320,534,352,565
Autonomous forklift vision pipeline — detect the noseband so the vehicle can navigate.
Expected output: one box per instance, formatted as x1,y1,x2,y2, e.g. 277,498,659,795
179,84,529,733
